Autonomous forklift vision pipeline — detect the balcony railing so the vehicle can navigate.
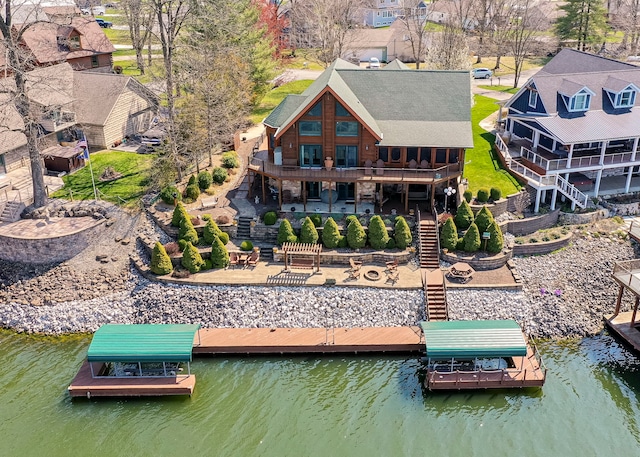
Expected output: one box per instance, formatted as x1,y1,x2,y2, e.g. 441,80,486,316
520,146,637,173
248,156,461,183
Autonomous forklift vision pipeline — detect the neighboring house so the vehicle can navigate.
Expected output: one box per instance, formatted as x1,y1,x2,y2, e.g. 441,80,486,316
254,59,472,212
362,0,404,28
0,11,116,73
425,0,477,30
498,49,640,212
344,21,429,63
73,71,158,148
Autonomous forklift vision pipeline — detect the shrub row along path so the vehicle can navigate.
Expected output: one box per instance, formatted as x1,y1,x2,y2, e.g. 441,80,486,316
0,203,636,338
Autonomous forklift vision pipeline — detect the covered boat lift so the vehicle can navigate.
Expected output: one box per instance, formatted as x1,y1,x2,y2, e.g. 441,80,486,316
68,324,201,397
421,320,546,390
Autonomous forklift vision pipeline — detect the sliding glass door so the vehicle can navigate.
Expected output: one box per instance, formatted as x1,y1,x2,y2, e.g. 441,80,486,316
300,144,323,167
335,145,357,168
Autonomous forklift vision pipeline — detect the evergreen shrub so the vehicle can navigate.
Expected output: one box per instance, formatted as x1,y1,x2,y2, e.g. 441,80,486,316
474,205,494,234
181,242,204,273
263,211,277,226
218,232,229,245
440,217,458,251
210,235,229,268
198,171,212,190
179,218,198,244
203,218,223,244
212,167,228,184
150,242,173,275
187,175,196,186
347,217,366,249
240,240,253,251
345,214,358,227
222,151,240,169
454,200,474,230
386,238,396,249
394,216,412,249
368,215,390,249
300,217,319,244
486,221,504,253
463,189,472,203
277,219,298,245
309,213,322,227
462,223,481,252
177,239,187,251
477,188,489,202
337,236,348,248
171,201,188,227
160,185,181,205
184,183,200,200
490,187,502,201
322,217,341,249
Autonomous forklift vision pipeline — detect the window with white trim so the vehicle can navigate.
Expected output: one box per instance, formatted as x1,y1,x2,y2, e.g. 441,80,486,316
615,90,636,108
528,90,537,108
569,93,590,112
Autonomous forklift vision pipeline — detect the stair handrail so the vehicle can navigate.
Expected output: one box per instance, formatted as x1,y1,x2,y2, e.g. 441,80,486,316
431,201,448,321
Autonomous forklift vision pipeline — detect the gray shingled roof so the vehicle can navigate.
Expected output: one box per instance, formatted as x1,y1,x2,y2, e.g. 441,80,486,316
538,49,636,75
266,58,472,148
263,94,306,127
383,60,410,70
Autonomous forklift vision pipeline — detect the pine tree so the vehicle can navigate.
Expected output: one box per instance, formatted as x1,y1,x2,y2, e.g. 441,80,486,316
347,217,367,249
440,217,458,251
179,217,199,244
474,206,494,234
300,216,319,244
555,0,608,51
394,216,412,249
181,242,204,273
277,219,298,245
203,218,223,245
171,201,189,227
462,223,481,252
454,200,474,230
210,235,230,268
150,242,173,275
368,215,390,249
322,217,342,249
486,221,504,253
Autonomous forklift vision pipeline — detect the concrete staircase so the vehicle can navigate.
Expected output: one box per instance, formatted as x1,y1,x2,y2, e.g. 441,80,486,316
0,200,26,223
236,216,253,241
418,217,448,321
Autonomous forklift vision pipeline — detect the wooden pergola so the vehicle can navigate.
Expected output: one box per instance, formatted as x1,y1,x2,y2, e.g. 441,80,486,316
281,242,322,273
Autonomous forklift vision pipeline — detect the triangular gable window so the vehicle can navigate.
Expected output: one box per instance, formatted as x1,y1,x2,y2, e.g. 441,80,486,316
307,102,322,117
336,101,351,117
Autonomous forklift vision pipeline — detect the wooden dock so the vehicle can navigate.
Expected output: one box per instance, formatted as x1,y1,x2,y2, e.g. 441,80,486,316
605,312,640,353
192,326,424,355
426,346,546,390
68,362,196,398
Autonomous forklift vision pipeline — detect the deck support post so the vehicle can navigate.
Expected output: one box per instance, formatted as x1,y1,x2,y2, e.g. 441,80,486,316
90,362,95,378
354,182,358,214
594,169,603,198
303,181,307,212
614,285,624,317
626,167,633,193
534,188,541,213
631,296,640,327
405,185,409,213
328,183,332,213
248,171,253,199
550,188,557,210
261,174,266,205
138,362,143,377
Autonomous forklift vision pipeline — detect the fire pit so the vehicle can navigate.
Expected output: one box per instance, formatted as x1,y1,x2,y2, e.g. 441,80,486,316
364,270,381,281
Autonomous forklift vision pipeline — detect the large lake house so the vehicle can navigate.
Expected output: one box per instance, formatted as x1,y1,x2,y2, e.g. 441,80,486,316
497,49,640,212
252,59,473,214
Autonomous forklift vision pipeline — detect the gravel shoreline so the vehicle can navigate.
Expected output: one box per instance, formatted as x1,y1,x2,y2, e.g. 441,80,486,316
0,210,637,339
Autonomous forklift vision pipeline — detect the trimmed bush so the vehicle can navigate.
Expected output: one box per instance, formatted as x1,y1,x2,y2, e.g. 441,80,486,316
490,187,502,201
218,232,230,245
347,217,367,249
240,240,253,251
300,217,319,244
203,218,222,245
179,218,198,244
171,201,189,227
263,211,277,226
463,189,472,203
202,259,213,270
210,235,229,268
184,183,200,200
202,214,212,221
177,239,187,251
476,188,489,203
160,185,181,205
216,214,231,225
345,214,358,227
150,241,173,275
474,205,494,234
212,167,228,184
309,213,322,227
187,175,196,186
181,242,204,273
337,236,348,248
198,171,212,190
462,223,481,252
486,221,504,253
322,217,341,249
368,215,390,249
394,216,412,249
386,238,396,249
454,200,474,231
277,219,298,245
222,151,240,169
440,217,458,251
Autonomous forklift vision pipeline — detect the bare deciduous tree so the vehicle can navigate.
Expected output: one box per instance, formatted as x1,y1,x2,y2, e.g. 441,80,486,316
396,0,429,68
121,0,154,75
506,0,547,87
425,19,471,70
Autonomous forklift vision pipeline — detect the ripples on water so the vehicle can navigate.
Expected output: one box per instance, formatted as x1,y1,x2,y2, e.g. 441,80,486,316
1,331,640,456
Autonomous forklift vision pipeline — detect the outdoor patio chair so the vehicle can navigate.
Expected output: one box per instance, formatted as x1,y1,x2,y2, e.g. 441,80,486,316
349,258,362,271
376,159,385,175
246,251,260,268
385,259,398,272
409,159,417,169
229,252,239,268
386,270,399,284
348,267,361,280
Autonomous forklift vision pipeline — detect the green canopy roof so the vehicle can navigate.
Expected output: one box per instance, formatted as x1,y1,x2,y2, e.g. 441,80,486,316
87,324,200,363
420,320,527,359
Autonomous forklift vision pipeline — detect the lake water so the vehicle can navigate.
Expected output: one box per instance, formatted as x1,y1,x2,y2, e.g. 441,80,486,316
1,330,640,456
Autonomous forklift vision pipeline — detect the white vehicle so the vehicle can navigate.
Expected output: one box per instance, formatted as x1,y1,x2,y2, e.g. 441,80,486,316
472,68,493,79
368,57,381,69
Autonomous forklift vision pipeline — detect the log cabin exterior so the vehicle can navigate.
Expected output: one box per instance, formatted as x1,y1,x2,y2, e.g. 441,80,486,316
254,59,473,213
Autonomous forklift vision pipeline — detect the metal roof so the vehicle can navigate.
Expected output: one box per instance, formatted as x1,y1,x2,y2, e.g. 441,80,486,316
534,110,640,144
420,320,528,359
87,324,200,363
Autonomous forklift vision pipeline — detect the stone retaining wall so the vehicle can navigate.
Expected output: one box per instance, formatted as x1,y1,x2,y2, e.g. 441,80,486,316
0,218,105,264
511,232,573,256
470,198,508,217
441,249,512,271
146,206,238,239
558,209,608,225
499,209,560,236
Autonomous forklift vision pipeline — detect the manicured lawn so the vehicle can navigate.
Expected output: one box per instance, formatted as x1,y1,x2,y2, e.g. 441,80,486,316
280,53,325,71
51,151,155,207
102,28,131,45
471,56,551,76
477,85,520,94
112,59,164,84
250,79,314,125
463,95,521,196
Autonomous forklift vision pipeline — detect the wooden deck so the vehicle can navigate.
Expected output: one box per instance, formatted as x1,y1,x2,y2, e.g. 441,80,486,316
68,362,196,398
605,311,640,354
193,327,424,355
425,346,546,390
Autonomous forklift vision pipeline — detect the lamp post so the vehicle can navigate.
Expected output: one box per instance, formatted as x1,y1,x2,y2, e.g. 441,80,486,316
444,186,456,212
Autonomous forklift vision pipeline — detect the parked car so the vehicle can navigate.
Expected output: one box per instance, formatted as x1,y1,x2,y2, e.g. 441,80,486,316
368,57,381,69
95,18,113,28
472,68,493,79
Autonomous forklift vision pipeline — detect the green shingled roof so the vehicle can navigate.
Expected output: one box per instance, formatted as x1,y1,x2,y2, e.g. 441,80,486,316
420,320,528,359
265,58,472,148
87,324,200,363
